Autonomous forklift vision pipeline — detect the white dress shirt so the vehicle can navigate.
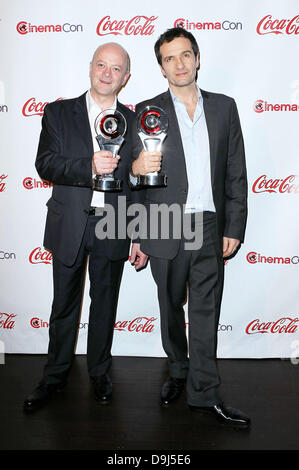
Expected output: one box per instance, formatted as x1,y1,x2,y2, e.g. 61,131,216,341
86,90,117,208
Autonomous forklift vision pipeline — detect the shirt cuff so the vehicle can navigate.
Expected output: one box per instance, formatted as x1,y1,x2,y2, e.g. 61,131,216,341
129,172,139,187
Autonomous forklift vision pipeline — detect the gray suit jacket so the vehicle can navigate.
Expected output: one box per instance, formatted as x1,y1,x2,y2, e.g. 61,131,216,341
131,88,248,260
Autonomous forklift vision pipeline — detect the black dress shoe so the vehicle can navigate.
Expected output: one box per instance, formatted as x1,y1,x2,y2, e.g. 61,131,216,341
161,377,186,405
189,403,250,427
92,374,112,403
23,380,66,412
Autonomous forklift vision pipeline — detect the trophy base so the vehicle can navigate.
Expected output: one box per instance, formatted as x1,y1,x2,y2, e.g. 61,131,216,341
138,174,167,187
93,178,122,192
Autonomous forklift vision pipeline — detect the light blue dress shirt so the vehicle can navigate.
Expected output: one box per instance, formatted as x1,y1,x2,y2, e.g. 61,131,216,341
170,86,216,214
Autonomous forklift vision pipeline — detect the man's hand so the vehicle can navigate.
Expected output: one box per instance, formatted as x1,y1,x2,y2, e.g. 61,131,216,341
132,149,162,176
223,237,240,258
130,243,148,270
92,150,120,175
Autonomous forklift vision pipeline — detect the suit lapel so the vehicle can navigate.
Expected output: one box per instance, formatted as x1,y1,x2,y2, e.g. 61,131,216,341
73,92,94,158
201,88,217,184
160,90,188,183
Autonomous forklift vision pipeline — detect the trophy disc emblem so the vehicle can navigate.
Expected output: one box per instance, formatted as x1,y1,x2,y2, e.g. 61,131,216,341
137,106,168,187
93,109,127,192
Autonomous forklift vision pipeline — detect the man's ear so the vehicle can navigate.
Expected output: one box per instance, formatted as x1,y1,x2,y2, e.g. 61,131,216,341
122,72,131,87
196,54,200,70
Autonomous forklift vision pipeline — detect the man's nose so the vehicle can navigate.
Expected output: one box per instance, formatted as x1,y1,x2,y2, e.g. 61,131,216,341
104,67,112,76
175,58,184,69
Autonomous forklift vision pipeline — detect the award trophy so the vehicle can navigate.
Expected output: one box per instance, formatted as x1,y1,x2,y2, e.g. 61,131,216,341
93,109,126,191
136,106,168,186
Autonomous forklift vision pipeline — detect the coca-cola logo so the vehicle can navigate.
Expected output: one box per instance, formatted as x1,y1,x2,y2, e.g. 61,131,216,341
114,316,157,333
0,313,16,329
252,175,299,194
174,18,242,31
253,99,298,112
0,174,7,192
246,317,299,334
16,21,83,35
96,15,157,36
23,177,53,190
29,247,52,265
246,251,299,265
22,97,63,117
257,15,299,36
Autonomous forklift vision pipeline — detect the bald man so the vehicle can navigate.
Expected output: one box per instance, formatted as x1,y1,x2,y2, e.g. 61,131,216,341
24,43,142,411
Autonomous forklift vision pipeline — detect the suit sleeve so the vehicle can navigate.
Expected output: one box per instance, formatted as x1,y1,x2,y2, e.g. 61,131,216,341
127,105,147,244
224,99,248,242
35,104,93,187
128,105,144,187
128,107,146,198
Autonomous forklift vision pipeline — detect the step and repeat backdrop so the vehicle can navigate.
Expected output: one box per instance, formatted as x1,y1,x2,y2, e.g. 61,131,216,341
0,0,298,359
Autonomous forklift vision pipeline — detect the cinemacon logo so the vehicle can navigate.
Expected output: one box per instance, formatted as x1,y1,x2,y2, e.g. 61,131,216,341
257,15,299,35
174,18,242,31
246,252,299,265
16,21,83,34
96,15,157,36
253,100,298,113
30,317,90,329
23,177,53,190
30,317,49,329
252,175,299,194
0,251,16,260
246,318,298,334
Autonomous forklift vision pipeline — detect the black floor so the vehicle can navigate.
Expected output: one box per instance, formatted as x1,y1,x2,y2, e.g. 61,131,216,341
1,355,298,452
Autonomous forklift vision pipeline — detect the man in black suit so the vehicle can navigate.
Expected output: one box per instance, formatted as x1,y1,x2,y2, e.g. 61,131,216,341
24,42,144,411
130,28,249,427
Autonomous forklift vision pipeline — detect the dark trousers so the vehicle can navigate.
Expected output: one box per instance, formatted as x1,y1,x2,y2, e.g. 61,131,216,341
150,212,224,406
43,215,125,384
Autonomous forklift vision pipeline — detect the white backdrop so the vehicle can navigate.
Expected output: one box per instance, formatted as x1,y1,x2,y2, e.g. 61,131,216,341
1,0,299,359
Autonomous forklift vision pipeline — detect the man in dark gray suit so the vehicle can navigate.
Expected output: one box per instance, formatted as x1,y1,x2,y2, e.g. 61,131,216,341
24,42,144,411
130,28,249,427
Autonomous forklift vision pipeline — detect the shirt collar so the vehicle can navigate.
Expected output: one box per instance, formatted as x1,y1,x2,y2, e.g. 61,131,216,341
169,84,202,105
86,89,117,114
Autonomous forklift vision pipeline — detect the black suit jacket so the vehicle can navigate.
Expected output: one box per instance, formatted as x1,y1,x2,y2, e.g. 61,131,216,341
36,92,135,266
131,89,248,260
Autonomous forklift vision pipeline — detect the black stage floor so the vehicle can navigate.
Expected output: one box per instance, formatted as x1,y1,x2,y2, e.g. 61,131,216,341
0,355,298,453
